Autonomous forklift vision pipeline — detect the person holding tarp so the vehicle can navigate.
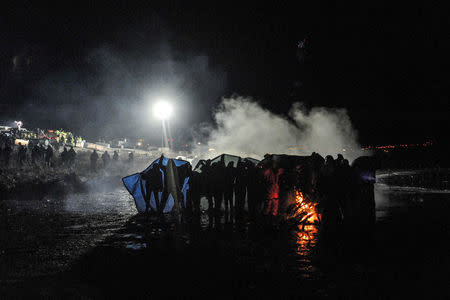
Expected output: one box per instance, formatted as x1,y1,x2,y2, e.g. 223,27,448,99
141,155,165,216
123,156,191,221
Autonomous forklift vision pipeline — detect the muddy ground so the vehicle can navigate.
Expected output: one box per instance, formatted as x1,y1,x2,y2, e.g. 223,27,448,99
1,169,449,298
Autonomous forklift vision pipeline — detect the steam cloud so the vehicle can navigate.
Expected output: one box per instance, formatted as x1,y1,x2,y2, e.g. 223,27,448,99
204,96,363,161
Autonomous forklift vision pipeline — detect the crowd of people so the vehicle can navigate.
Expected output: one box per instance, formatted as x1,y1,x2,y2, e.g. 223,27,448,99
142,153,377,234
0,141,58,168
0,138,135,172
188,159,263,218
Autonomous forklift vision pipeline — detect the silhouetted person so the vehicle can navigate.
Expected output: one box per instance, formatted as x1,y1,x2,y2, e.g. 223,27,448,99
3,144,12,166
45,145,53,166
310,152,325,193
203,160,214,211
18,144,27,165
60,147,68,165
263,158,284,217
32,144,40,164
351,156,377,230
224,161,235,212
38,144,45,162
318,155,341,236
113,150,119,162
234,161,247,215
102,151,110,168
336,158,352,224
142,159,164,215
246,162,261,218
212,161,225,213
27,140,34,152
68,147,76,166
189,171,202,215
128,152,134,163
90,150,99,170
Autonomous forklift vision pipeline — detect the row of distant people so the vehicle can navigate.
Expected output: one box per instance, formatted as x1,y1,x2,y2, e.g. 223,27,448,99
89,150,134,169
0,143,73,166
0,143,135,169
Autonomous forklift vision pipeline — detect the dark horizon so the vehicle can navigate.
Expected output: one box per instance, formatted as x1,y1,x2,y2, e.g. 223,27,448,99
1,3,447,146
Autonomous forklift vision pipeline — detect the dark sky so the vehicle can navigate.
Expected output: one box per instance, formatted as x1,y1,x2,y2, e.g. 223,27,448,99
1,2,448,146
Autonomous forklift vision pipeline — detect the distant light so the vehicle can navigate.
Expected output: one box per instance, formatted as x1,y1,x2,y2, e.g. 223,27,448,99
208,148,215,151
197,142,201,145
15,120,23,130
153,101,173,120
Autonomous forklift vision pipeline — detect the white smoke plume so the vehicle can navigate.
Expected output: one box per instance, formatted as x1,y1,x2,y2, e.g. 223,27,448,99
204,96,363,161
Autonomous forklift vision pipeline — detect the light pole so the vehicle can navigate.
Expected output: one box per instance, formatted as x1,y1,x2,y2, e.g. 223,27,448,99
153,101,173,149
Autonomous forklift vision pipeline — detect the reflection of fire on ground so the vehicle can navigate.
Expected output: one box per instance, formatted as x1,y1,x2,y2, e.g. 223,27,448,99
296,225,318,254
288,188,321,248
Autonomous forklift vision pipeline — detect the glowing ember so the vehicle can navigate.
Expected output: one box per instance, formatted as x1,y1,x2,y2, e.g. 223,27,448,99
291,189,320,224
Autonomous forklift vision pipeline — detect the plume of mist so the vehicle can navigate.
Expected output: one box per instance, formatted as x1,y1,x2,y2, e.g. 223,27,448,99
202,96,363,161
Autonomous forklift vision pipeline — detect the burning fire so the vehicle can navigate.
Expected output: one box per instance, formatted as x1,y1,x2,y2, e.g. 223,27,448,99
292,189,320,224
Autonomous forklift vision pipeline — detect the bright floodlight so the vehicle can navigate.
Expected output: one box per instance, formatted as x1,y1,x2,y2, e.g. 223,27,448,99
153,101,173,120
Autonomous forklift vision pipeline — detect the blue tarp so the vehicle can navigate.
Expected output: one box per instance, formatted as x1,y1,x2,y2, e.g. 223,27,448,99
122,158,190,213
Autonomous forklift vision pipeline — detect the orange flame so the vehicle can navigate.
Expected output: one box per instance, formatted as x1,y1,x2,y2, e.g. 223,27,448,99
292,189,320,224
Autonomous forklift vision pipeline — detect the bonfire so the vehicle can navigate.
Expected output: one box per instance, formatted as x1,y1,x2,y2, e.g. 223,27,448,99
287,188,320,226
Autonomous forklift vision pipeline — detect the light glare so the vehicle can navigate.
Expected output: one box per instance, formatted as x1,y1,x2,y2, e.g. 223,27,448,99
153,101,173,120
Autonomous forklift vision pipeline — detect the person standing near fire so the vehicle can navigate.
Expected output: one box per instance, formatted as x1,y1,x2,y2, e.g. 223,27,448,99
263,157,284,217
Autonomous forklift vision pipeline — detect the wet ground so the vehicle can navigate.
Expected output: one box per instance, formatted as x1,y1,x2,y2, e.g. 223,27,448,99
1,172,449,298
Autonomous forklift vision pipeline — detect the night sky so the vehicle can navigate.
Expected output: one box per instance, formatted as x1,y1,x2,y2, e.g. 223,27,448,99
1,2,448,146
